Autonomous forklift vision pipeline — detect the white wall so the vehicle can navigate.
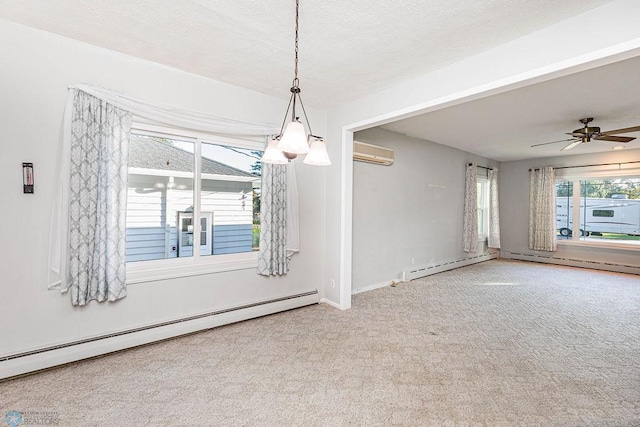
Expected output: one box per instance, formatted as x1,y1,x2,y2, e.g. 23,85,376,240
323,0,640,308
500,148,640,269
0,19,326,359
352,128,497,291
4,0,640,361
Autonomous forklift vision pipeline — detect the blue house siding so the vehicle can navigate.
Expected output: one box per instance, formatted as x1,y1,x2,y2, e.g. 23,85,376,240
213,224,253,255
125,227,168,262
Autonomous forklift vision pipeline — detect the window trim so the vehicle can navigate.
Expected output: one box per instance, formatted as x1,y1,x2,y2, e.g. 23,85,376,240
132,122,265,150
127,251,258,284
126,122,264,284
477,177,489,240
557,238,640,252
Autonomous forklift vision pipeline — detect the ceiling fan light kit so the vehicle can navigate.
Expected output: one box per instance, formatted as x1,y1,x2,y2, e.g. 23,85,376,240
532,117,640,151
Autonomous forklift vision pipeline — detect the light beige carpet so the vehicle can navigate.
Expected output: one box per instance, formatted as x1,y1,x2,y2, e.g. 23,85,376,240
1,259,639,426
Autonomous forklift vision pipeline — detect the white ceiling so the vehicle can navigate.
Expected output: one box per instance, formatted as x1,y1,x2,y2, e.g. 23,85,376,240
3,0,639,161
0,0,614,109
381,56,640,161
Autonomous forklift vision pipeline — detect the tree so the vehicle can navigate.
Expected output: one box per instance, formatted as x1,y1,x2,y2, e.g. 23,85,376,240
581,180,614,198
253,189,261,225
556,181,573,197
558,178,640,199
250,151,262,176
250,151,262,225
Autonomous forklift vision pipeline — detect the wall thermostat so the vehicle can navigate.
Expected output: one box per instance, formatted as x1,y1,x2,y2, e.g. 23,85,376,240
23,162,34,194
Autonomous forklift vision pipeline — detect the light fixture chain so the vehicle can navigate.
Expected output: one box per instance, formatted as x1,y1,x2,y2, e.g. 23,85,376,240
265,0,329,165
297,92,313,135
294,0,299,82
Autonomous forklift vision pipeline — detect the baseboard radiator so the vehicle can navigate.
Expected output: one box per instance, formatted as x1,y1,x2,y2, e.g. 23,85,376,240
401,251,498,282
502,251,640,275
0,291,318,380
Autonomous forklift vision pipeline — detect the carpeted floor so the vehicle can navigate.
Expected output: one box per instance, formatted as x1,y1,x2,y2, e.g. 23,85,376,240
1,259,639,426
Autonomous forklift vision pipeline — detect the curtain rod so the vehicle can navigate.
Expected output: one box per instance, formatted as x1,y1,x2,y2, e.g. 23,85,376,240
529,160,640,172
468,163,493,170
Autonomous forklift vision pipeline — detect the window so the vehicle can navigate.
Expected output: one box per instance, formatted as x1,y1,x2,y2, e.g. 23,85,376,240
126,135,195,262
477,178,489,238
555,177,640,246
125,125,263,277
593,210,614,218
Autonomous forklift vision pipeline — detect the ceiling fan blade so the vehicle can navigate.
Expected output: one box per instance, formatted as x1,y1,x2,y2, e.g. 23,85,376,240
594,135,635,143
561,140,582,151
599,125,640,135
531,138,576,148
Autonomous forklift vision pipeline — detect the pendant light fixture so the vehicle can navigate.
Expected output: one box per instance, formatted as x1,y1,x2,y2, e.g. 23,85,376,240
261,0,331,166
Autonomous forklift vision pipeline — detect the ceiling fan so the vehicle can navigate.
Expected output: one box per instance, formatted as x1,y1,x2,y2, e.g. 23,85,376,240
531,118,640,151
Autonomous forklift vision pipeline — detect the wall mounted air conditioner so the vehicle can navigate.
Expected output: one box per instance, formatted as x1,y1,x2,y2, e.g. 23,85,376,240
353,141,394,165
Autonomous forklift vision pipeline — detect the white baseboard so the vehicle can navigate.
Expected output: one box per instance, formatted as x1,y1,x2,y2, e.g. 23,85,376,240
352,279,397,295
0,291,318,380
401,251,498,282
349,253,499,297
319,298,344,310
501,251,640,275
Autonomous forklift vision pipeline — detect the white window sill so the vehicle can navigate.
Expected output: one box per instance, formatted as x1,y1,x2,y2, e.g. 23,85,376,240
557,239,640,252
126,252,258,284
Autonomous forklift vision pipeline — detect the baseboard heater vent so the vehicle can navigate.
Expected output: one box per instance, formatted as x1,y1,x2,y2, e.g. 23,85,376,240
401,252,498,282
503,251,640,275
1,290,318,379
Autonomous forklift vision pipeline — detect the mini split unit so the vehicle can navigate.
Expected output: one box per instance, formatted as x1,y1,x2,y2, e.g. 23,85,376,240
353,141,394,165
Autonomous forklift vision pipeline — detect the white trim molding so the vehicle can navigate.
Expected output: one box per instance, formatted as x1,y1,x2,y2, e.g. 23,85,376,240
0,291,318,380
501,250,640,275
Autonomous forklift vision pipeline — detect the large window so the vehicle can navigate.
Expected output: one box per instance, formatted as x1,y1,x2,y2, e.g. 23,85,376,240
556,177,640,245
126,128,263,264
477,178,489,238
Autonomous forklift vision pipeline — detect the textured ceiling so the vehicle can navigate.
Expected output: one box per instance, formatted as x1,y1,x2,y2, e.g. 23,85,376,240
381,56,640,161
0,0,615,109
4,0,637,162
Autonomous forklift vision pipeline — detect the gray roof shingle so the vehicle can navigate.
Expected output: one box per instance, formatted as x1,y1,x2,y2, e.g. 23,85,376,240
128,136,256,178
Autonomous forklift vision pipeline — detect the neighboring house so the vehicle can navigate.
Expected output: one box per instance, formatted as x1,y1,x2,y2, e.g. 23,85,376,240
126,136,259,262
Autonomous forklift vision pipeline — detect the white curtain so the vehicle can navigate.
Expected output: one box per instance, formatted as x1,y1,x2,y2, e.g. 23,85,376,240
257,163,290,275
529,166,557,251
49,84,283,294
68,84,279,136
488,168,501,249
67,90,131,304
463,163,478,252
286,163,300,256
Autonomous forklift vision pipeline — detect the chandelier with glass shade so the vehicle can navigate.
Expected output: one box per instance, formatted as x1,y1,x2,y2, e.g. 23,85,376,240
261,0,331,166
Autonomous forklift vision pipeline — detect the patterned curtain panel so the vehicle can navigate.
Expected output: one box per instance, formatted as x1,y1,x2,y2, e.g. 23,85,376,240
488,168,501,249
68,90,132,305
257,163,289,275
462,163,478,252
529,166,557,251
463,163,478,252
